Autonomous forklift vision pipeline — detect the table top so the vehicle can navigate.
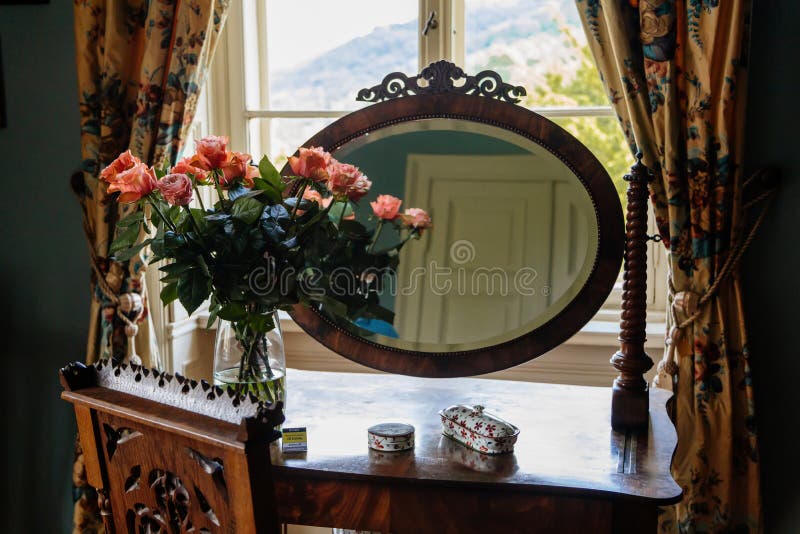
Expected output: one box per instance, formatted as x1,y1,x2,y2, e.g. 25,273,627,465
271,369,682,504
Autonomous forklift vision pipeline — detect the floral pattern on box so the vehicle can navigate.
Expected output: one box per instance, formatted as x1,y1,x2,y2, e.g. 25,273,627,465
439,405,519,455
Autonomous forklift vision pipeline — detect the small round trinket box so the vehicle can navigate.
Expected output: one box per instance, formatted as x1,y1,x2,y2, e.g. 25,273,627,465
368,423,415,452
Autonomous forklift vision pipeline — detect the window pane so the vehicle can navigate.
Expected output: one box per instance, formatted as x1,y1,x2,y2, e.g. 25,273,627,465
251,117,338,164
550,116,631,205
265,1,418,110
465,0,609,107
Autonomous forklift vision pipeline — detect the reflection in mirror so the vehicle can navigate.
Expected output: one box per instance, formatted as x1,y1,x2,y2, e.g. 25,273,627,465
322,118,598,352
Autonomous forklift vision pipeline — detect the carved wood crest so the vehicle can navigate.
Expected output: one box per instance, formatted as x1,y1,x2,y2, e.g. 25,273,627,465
356,60,527,103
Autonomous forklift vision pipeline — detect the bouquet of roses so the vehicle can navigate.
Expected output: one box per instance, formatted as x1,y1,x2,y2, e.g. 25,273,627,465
102,136,431,387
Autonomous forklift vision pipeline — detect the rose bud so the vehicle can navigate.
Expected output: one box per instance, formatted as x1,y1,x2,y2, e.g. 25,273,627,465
401,208,433,234
347,174,372,202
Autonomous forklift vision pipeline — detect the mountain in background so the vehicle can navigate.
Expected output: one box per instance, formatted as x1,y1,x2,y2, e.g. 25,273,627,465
270,0,584,110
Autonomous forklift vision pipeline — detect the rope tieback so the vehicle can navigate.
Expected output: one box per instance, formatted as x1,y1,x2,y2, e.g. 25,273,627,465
74,174,146,365
658,168,777,378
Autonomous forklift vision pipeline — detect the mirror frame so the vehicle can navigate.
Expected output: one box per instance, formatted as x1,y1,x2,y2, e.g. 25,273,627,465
283,66,625,378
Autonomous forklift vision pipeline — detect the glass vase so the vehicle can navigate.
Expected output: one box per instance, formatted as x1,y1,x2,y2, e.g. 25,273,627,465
213,311,286,407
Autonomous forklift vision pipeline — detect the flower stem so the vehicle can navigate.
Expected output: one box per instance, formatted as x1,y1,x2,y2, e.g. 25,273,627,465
182,205,211,253
193,182,206,211
337,199,347,227
373,229,418,255
213,170,226,203
368,220,385,254
290,180,308,220
295,200,333,239
146,195,177,232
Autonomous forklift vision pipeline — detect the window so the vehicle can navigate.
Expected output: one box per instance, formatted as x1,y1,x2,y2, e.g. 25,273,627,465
199,0,667,354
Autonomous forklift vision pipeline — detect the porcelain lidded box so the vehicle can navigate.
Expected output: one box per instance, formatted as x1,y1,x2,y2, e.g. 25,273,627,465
368,423,415,452
439,405,519,454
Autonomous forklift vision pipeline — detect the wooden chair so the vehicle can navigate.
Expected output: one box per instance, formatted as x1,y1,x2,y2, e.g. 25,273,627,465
60,360,284,534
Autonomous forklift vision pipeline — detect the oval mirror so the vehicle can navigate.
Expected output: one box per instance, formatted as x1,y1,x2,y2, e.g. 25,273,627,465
286,72,623,377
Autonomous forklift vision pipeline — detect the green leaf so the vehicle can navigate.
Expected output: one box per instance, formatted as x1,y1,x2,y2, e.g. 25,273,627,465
160,261,194,283
231,196,265,225
163,231,188,251
160,282,179,305
112,239,153,262
204,212,231,223
150,222,166,256
252,177,283,204
159,261,194,275
116,211,144,227
248,312,276,334
206,305,220,328
258,155,285,192
195,254,211,277
217,302,248,322
339,220,369,238
177,270,211,316
110,222,142,254
227,184,251,201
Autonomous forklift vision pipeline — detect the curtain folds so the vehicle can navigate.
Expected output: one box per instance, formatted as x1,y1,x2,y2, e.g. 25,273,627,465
71,1,229,531
575,0,760,531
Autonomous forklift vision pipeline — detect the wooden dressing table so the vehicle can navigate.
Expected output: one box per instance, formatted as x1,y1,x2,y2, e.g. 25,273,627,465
63,63,682,533
272,369,681,532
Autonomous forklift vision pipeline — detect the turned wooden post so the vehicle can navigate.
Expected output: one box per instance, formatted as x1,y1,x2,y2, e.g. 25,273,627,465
611,154,654,431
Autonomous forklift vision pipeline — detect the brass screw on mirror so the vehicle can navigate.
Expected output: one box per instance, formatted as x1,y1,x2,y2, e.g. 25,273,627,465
422,10,438,36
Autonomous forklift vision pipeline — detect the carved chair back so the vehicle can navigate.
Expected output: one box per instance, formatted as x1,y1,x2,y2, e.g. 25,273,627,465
60,361,284,534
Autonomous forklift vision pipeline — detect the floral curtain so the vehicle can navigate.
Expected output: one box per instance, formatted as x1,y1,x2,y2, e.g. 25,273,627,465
71,1,229,531
575,0,760,531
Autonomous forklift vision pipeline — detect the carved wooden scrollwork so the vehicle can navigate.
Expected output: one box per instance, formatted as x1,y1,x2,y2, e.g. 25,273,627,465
123,467,223,533
96,413,235,533
97,488,114,534
356,60,527,103
104,424,143,459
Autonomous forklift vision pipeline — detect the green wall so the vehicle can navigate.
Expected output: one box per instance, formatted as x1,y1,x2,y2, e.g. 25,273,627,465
0,2,797,532
742,3,800,533
0,2,86,532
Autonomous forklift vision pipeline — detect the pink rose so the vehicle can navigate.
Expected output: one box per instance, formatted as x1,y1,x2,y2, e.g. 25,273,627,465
370,195,402,220
328,162,363,198
348,174,372,201
402,208,433,233
107,162,158,203
100,150,142,182
157,173,193,206
288,147,331,182
195,135,229,169
172,156,210,184
219,151,253,188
